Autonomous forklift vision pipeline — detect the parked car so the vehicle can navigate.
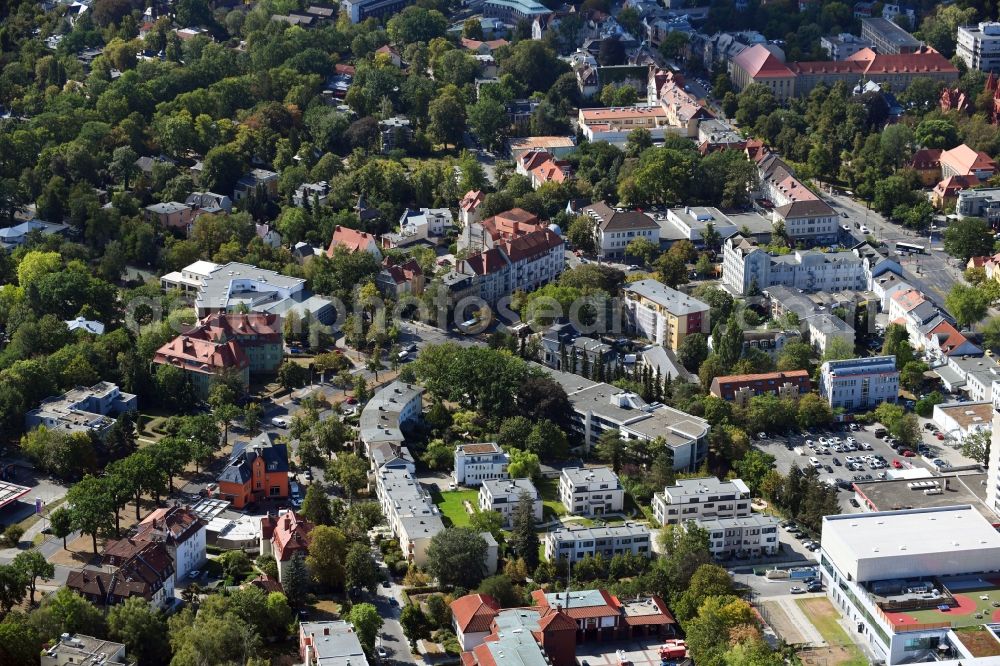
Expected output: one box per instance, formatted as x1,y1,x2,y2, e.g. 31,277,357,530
807,583,824,592
936,432,945,440
270,416,289,428
849,498,860,508
892,459,903,469
902,450,916,457
790,586,806,594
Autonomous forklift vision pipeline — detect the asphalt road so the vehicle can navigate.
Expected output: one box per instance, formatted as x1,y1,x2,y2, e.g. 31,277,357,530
821,191,963,304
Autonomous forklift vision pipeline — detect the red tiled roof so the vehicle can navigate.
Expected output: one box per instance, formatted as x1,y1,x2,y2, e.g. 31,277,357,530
271,511,313,562
480,208,542,240
891,288,926,311
934,174,980,197
451,594,501,634
137,506,205,546
927,320,970,354
502,229,563,263
382,258,423,284
327,225,378,256
910,148,942,170
940,144,996,176
460,190,485,212
463,247,509,275
732,44,795,78
194,312,282,344
714,369,810,386
153,336,248,375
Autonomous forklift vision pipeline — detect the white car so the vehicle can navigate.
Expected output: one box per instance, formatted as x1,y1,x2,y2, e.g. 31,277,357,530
376,647,388,659
846,437,855,444
860,225,871,234
271,416,289,428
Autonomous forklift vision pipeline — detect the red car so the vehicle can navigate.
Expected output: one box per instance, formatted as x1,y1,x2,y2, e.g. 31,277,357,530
892,459,903,469
936,432,945,440
346,397,358,405
902,450,915,457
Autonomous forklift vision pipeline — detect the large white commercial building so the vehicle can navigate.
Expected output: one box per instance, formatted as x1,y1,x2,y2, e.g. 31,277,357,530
820,506,1000,665
819,356,899,411
651,477,751,526
543,524,652,563
453,443,510,487
478,478,542,527
989,411,1000,516
558,467,624,516
958,22,1000,73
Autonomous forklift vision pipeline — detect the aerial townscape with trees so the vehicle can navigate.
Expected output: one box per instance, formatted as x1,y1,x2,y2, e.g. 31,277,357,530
4,0,1000,663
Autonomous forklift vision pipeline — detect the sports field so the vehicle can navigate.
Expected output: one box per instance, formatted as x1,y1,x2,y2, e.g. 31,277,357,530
883,577,1000,629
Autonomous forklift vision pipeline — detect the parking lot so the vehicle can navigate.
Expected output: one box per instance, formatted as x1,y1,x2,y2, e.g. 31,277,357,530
757,425,931,513
755,419,978,515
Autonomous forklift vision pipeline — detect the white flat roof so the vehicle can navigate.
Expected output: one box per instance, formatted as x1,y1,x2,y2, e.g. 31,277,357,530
822,506,1000,581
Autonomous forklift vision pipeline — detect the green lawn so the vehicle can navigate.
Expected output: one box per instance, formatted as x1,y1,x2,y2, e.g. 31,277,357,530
536,477,566,519
796,597,868,666
433,489,478,527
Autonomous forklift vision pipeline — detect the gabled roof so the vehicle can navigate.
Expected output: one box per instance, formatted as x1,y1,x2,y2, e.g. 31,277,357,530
502,229,563,263
926,320,975,356
934,174,980,197
270,510,313,562
940,144,996,176
327,225,378,256
460,190,486,212
218,433,288,485
732,44,795,78
153,336,248,375
451,593,501,633
463,248,510,276
890,288,927,312
137,505,206,546
775,199,835,218
909,148,942,170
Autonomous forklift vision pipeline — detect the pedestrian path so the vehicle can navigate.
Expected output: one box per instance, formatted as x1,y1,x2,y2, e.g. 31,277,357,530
778,596,825,647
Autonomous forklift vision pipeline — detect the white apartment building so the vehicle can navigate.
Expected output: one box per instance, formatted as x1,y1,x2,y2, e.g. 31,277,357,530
25,382,138,437
544,364,711,470
374,467,445,566
543,524,652,563
360,381,424,450
559,466,624,516
453,443,509,487
580,201,661,259
722,233,868,296
958,22,1000,72
819,356,899,411
651,477,751,526
932,401,992,440
478,478,542,527
42,635,129,666
821,506,1000,665
700,514,780,559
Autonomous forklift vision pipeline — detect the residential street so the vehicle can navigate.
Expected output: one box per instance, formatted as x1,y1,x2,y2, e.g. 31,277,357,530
823,191,963,304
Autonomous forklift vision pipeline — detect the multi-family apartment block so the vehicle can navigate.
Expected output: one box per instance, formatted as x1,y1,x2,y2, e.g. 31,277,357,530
558,467,624,516
623,279,710,352
453,443,510,487
25,382,137,437
543,524,652,563
374,467,444,566
651,477,752,526
479,478,542,526
819,356,900,411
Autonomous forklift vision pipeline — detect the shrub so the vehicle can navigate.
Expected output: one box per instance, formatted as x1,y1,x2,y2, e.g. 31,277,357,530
2,524,25,547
